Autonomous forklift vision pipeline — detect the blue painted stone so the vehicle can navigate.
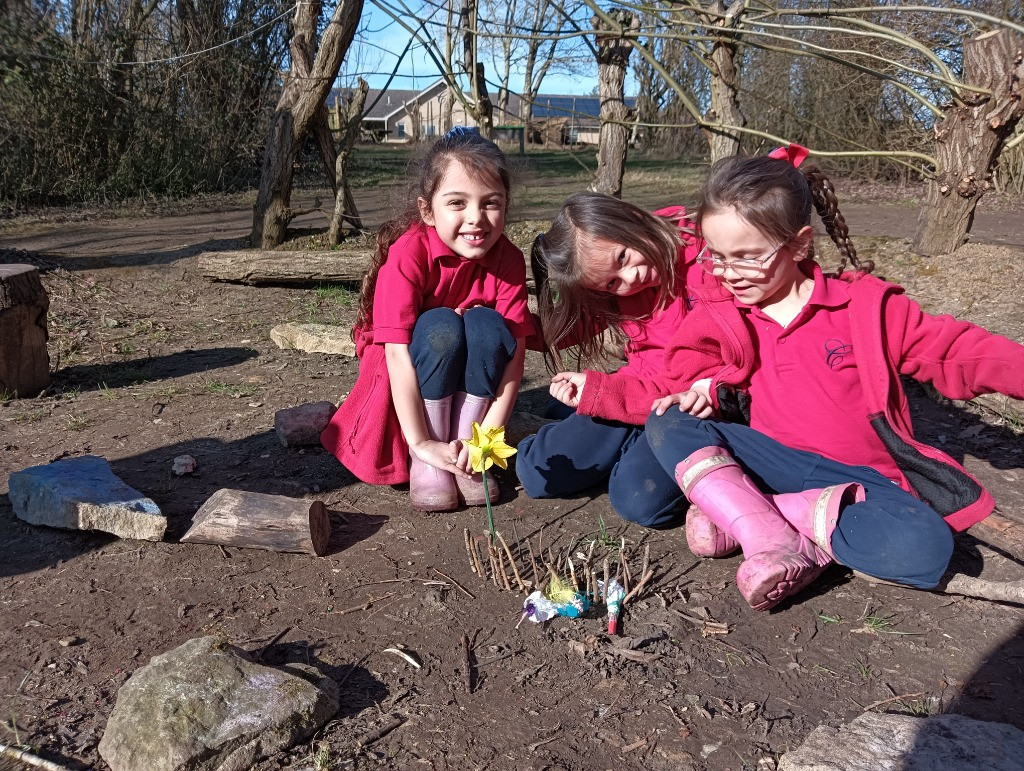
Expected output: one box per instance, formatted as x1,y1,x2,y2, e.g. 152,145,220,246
8,455,166,541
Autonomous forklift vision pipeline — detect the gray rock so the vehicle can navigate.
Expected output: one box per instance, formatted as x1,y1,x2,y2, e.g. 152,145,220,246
8,455,166,541
779,712,1024,771
274,401,337,447
98,636,339,771
270,322,356,356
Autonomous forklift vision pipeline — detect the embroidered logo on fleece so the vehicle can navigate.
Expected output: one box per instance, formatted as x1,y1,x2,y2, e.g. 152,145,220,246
824,338,853,369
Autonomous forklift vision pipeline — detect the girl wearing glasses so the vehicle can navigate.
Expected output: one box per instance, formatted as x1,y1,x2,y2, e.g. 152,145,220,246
636,145,1024,611
516,192,717,529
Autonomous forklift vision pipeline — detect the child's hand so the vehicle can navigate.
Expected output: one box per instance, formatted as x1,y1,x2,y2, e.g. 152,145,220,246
549,371,586,408
453,441,475,475
651,390,713,418
410,439,472,478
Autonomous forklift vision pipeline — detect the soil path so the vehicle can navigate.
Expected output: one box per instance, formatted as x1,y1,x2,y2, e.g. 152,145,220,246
1,187,1023,771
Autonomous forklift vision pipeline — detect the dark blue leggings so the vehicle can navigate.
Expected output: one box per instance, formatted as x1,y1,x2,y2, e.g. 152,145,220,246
410,307,517,399
643,410,954,589
515,404,685,527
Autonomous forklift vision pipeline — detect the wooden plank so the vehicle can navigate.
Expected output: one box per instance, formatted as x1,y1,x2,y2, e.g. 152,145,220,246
198,249,371,285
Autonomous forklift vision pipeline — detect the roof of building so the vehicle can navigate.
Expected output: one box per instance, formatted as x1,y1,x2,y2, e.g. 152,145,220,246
329,83,636,125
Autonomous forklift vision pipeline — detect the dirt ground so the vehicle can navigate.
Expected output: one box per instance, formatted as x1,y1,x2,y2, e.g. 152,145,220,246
2,174,1024,771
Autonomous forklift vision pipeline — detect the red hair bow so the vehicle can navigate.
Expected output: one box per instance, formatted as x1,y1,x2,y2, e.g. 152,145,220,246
767,143,809,168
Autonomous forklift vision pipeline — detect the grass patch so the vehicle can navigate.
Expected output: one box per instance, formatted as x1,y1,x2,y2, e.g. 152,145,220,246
66,414,92,431
201,380,256,398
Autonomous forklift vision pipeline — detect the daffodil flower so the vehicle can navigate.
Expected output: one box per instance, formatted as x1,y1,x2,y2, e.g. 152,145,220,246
463,422,517,542
465,423,517,472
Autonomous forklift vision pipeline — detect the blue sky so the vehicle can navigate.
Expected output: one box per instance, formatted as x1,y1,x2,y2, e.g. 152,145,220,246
342,6,603,97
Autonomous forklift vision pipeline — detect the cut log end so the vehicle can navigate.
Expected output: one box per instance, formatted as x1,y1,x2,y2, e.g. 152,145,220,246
308,500,330,556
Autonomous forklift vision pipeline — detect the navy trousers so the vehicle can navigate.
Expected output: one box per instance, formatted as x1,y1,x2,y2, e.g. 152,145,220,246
643,410,954,589
409,307,516,399
516,401,686,527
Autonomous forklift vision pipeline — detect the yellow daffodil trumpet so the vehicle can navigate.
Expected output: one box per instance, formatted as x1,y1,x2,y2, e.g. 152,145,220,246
464,422,517,542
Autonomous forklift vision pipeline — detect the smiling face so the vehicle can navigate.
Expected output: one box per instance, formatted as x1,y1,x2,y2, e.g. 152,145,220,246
700,206,812,308
579,235,660,296
418,159,506,260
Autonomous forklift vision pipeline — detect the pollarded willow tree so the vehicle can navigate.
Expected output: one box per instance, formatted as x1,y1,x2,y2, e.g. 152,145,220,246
576,0,1024,254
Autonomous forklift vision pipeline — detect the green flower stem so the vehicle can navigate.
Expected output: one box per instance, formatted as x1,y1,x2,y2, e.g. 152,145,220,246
482,468,496,544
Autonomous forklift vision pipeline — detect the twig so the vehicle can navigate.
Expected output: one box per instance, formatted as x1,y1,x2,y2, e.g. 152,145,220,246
469,537,487,581
432,567,475,600
567,555,579,591
496,547,513,591
0,743,72,771
333,592,394,616
336,653,371,690
463,528,477,575
356,716,404,748
461,633,474,694
497,532,528,592
862,691,926,712
256,626,291,661
603,557,610,603
526,537,541,589
623,569,655,605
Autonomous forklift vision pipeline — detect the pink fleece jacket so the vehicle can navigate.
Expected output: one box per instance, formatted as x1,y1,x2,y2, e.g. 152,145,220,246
658,271,1024,532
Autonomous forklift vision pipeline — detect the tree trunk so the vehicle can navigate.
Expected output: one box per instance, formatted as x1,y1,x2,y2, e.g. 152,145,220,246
461,0,493,137
592,10,639,198
913,29,1024,256
0,264,50,398
701,0,745,162
182,489,332,556
251,0,364,249
329,78,369,244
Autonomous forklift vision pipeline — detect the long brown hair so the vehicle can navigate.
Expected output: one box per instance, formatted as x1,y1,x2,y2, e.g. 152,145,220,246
532,192,684,371
697,155,873,277
353,129,512,338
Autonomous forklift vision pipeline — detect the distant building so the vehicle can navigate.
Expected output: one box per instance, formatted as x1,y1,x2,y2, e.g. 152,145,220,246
328,79,636,145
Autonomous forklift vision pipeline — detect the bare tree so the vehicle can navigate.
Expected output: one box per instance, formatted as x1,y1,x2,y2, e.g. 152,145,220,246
252,0,364,249
460,0,494,137
591,7,639,197
328,78,368,244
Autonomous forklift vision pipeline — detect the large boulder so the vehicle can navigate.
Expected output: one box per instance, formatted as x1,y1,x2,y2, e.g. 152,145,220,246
98,636,340,771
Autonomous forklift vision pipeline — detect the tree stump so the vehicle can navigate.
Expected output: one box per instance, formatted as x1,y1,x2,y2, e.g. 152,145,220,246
181,489,332,556
0,264,50,398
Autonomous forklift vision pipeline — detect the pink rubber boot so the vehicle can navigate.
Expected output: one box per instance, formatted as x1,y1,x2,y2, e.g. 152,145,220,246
674,446,828,611
409,396,458,512
771,483,866,561
449,392,499,506
685,506,740,558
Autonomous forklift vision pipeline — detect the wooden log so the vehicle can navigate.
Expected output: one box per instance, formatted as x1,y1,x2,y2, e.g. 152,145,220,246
181,488,331,556
968,512,1024,562
198,249,371,285
0,264,50,398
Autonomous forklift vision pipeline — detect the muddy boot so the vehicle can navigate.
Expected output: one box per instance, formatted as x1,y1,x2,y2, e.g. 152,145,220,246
409,396,458,512
770,483,866,562
449,392,499,506
674,446,828,611
685,505,740,558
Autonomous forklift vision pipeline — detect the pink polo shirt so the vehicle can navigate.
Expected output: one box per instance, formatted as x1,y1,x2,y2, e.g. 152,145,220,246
360,223,534,351
743,263,904,483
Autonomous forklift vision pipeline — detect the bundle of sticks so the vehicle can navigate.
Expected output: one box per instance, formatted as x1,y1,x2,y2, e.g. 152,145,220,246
461,527,657,607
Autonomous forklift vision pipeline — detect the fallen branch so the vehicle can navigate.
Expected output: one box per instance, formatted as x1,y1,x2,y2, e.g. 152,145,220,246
940,574,1024,604
0,743,72,771
355,716,404,749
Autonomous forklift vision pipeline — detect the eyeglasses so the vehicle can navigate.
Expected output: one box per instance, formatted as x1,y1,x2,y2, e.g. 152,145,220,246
696,240,789,277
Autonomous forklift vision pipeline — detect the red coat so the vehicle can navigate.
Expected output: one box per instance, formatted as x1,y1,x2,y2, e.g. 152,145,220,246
321,223,533,485
661,272,1024,532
